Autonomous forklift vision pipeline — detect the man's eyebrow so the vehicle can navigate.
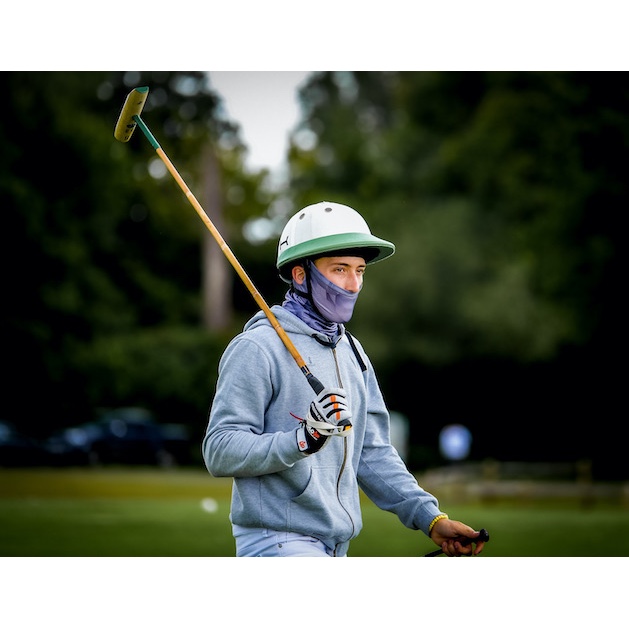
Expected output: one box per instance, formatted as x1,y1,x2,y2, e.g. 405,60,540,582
329,261,366,270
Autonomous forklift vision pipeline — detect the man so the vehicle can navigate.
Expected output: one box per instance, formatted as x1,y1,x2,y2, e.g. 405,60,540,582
202,201,486,557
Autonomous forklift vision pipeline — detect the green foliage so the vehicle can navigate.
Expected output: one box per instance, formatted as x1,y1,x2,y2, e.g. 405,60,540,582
73,326,234,435
283,71,626,477
1,71,273,437
288,71,623,366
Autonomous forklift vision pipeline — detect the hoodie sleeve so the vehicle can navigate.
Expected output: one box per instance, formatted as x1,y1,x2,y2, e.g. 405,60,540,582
202,335,304,477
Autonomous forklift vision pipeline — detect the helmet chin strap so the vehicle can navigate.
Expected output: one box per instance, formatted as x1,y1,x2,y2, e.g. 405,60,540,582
290,261,326,319
303,262,324,318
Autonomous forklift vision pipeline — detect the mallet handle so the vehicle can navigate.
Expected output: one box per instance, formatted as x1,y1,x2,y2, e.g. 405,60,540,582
156,143,324,392
131,112,326,396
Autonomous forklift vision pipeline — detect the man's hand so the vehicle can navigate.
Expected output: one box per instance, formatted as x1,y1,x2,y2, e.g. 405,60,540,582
296,387,352,454
429,518,487,556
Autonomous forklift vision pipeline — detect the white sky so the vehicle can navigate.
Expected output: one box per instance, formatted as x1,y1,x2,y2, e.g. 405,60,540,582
207,72,313,176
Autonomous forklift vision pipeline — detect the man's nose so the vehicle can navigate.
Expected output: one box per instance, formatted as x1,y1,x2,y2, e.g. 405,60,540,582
346,273,363,292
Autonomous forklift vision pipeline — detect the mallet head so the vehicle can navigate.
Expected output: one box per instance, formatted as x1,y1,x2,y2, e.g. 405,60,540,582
114,86,149,142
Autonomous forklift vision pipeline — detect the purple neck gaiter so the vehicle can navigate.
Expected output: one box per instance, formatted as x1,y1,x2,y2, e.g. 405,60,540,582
282,284,339,338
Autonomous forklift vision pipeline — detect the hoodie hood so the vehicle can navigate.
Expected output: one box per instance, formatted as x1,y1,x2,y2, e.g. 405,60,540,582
243,305,345,348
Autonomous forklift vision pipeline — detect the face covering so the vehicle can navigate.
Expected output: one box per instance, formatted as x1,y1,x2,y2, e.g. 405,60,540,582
282,284,339,338
282,260,362,337
307,260,361,323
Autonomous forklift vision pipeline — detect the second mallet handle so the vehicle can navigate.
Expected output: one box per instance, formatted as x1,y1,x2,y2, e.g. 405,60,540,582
424,528,490,557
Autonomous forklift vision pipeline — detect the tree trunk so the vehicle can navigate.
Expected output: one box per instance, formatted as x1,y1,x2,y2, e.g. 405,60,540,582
200,143,232,330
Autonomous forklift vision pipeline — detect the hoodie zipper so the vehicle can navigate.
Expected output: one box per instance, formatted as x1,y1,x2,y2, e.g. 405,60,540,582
331,347,355,555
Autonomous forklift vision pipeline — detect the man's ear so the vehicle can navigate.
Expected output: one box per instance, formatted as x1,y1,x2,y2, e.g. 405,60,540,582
292,264,306,285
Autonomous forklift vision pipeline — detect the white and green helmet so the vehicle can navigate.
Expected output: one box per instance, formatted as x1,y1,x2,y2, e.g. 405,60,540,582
277,201,395,282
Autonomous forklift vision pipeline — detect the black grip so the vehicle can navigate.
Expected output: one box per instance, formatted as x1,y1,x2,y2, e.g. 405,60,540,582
424,528,490,557
306,373,325,395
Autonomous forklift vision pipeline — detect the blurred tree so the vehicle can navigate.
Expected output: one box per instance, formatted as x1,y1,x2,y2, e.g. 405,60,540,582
288,71,622,364
0,71,275,439
285,71,625,477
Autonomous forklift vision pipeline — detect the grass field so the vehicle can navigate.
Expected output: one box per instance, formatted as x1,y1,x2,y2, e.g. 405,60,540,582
1,467,629,557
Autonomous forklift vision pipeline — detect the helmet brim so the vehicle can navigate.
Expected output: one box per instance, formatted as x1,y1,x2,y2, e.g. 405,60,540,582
277,232,395,281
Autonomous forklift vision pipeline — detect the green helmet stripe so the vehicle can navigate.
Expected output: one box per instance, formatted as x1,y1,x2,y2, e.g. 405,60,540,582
277,232,395,278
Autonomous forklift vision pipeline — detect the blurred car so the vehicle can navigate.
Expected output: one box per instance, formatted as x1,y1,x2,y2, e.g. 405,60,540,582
0,419,47,467
43,407,192,467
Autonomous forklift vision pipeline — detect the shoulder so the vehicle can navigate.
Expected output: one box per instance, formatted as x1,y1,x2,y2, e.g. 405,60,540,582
224,307,307,358
242,305,308,335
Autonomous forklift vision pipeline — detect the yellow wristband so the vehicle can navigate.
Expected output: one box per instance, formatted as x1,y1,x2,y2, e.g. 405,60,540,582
428,513,448,535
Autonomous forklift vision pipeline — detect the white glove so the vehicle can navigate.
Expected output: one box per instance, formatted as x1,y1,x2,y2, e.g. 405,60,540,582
307,387,352,436
297,387,352,455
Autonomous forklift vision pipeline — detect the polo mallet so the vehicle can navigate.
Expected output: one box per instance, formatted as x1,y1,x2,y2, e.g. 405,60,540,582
424,528,490,557
113,87,351,430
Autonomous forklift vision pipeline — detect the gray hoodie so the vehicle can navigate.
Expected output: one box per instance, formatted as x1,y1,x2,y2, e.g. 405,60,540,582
202,305,444,555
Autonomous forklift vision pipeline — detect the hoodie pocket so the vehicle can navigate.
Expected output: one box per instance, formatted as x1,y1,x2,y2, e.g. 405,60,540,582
289,464,361,540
